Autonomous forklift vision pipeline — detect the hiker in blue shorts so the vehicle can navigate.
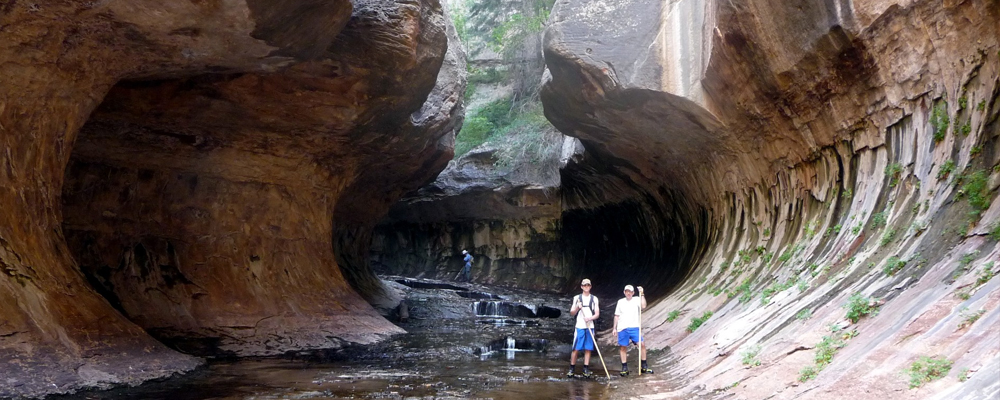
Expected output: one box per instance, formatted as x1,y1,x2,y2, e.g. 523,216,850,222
567,278,599,377
613,285,652,376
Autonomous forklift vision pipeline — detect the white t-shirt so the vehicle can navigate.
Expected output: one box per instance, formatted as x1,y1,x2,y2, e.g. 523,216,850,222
614,297,642,331
573,294,599,329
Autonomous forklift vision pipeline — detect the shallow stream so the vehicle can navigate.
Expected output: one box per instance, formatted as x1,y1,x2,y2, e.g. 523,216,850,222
57,278,690,400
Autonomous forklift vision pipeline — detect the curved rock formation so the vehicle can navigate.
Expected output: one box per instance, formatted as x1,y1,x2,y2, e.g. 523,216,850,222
2,0,461,397
542,0,999,398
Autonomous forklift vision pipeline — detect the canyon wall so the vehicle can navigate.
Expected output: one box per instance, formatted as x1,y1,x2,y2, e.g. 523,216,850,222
542,0,999,398
1,0,461,397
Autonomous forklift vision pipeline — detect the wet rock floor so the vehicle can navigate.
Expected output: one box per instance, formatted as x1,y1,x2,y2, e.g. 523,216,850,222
56,278,692,400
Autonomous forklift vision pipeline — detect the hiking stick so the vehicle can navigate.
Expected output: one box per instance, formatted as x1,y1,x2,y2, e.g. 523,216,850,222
638,290,643,376
583,308,610,380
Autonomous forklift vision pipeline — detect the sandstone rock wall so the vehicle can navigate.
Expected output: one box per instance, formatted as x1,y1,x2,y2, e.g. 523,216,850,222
542,0,999,398
1,0,461,397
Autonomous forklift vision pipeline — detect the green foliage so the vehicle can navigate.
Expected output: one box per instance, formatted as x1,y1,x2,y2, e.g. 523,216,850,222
883,257,906,276
880,228,897,246
666,310,681,322
842,188,853,199
977,99,987,111
960,122,972,136
740,345,762,367
761,278,798,305
763,228,771,237
989,223,1000,241
975,261,995,288
798,366,818,382
958,368,970,382
907,356,952,389
844,293,878,324
687,311,714,332
729,279,753,303
931,101,950,142
958,95,968,111
796,308,812,320
885,163,904,187
778,250,793,263
467,66,506,85
487,4,551,57
937,159,956,180
959,170,991,213
455,116,494,156
871,211,888,228
851,224,862,235
957,308,985,330
488,104,557,169
815,335,845,367
719,261,730,273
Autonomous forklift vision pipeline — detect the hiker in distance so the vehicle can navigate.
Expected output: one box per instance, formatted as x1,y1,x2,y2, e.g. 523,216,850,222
460,249,473,281
568,278,599,377
613,284,653,376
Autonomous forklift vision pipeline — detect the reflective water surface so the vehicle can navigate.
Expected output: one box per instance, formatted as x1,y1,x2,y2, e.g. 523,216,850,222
58,278,691,400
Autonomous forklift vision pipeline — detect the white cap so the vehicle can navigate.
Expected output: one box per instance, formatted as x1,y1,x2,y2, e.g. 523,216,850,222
462,250,467,254
624,285,634,292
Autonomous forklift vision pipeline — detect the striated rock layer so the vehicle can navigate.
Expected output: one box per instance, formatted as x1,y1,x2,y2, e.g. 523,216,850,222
543,0,999,398
2,0,461,397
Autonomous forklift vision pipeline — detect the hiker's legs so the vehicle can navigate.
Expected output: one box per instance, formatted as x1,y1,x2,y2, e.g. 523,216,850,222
570,350,579,365
583,350,591,365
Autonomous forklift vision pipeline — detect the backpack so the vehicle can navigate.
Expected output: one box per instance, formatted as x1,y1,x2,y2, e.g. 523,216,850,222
576,294,595,312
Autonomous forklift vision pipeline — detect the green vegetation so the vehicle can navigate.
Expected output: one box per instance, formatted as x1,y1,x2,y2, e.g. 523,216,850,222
761,278,798,305
687,311,714,332
666,310,681,322
778,250,793,263
990,223,1000,241
958,170,991,215
740,345,762,367
844,293,879,323
959,368,970,382
796,308,812,320
799,335,848,382
931,101,950,142
975,261,995,288
842,188,853,199
880,228,897,246
937,159,956,180
763,228,771,237
871,211,888,228
851,223,862,235
977,99,987,111
885,163,904,187
883,257,906,276
958,95,968,110
907,356,952,389
957,308,985,330
960,122,972,137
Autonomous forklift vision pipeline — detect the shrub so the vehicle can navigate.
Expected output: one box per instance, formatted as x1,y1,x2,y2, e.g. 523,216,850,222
799,366,818,382
454,116,494,156
907,356,952,389
815,335,845,367
844,293,878,323
959,368,970,382
937,159,956,180
687,311,714,332
990,223,1000,241
666,309,681,322
961,123,972,137
796,309,812,320
975,262,995,288
977,99,986,111
931,102,950,142
960,170,990,213
957,308,985,330
871,211,888,228
741,344,762,367
885,163,904,187
880,228,897,246
883,257,906,276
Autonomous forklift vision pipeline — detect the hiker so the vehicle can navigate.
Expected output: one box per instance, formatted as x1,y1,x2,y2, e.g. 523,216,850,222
568,278,599,377
461,249,473,281
613,284,652,376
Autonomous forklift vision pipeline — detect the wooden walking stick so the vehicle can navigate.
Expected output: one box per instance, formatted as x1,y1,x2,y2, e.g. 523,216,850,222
638,287,643,376
583,308,610,380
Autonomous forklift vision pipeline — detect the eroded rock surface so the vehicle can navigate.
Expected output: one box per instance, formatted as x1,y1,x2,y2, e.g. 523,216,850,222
542,0,999,398
2,0,461,397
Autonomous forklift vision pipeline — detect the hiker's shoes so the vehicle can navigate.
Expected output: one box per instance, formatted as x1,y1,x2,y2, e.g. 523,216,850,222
566,369,576,378
619,365,629,376
582,367,592,377
641,367,655,374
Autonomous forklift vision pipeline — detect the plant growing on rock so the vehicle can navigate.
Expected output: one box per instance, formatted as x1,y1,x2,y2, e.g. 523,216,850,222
796,308,812,320
931,101,950,142
958,368,971,382
844,293,879,323
907,356,952,389
958,170,990,215
740,344,762,367
957,308,985,330
883,257,906,276
880,228,897,246
666,309,681,322
937,159,956,180
885,163,904,187
871,211,888,228
687,311,714,332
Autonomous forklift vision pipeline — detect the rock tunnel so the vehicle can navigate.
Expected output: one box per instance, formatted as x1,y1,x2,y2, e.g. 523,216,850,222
2,0,1000,399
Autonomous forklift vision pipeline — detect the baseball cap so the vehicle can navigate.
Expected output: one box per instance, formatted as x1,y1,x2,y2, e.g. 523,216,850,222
624,285,634,292
581,279,592,286
462,250,467,254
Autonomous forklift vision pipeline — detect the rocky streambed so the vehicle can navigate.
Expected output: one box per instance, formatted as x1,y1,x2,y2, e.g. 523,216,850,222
52,278,692,400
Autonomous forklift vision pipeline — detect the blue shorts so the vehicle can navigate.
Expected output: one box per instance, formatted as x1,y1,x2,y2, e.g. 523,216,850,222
617,327,643,346
573,328,595,351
